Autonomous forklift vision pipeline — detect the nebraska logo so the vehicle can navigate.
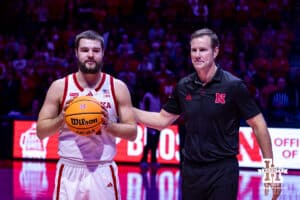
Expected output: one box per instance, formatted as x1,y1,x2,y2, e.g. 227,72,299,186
215,93,226,104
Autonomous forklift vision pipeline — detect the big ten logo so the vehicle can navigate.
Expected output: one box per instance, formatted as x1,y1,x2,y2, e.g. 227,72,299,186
258,159,288,184
126,168,180,200
124,125,180,164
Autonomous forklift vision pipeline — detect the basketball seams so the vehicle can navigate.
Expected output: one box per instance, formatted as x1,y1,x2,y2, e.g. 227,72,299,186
64,96,103,136
65,112,102,117
65,122,101,130
69,99,101,105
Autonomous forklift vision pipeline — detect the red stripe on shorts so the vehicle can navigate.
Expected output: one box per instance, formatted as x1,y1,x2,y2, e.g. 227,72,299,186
56,164,65,200
109,165,119,200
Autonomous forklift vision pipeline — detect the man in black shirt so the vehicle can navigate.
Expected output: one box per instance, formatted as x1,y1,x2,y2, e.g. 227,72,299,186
134,28,281,200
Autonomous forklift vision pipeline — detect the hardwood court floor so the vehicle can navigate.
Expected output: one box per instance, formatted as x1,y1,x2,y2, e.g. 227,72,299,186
0,160,299,200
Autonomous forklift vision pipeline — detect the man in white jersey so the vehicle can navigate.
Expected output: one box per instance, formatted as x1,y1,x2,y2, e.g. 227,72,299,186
36,30,137,200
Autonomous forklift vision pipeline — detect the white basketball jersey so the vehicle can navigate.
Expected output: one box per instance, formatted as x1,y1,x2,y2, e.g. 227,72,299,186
59,73,118,163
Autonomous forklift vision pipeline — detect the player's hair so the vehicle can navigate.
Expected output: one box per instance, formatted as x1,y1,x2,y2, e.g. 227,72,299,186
190,28,220,49
74,30,104,49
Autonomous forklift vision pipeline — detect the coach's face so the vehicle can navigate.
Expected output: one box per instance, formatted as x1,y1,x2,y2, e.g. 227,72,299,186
190,35,219,71
75,38,104,74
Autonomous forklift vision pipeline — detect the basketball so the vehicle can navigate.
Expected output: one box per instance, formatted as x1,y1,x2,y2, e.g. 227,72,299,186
64,96,103,136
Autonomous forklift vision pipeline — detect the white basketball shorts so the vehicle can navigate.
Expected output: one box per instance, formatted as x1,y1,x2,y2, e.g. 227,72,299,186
53,159,121,200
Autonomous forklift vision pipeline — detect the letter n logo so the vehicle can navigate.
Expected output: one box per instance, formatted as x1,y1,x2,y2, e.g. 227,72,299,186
215,93,226,104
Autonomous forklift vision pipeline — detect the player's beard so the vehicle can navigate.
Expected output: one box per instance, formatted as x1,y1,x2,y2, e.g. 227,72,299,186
78,60,103,74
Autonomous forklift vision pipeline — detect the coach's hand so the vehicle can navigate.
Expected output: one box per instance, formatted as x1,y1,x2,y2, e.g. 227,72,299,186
264,182,281,200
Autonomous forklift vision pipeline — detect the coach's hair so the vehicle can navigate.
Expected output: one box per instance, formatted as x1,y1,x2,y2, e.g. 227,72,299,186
190,28,220,49
74,30,104,49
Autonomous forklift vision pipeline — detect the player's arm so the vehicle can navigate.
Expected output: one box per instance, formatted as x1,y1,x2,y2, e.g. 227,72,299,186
104,79,137,141
36,79,65,140
247,114,281,200
246,113,273,159
133,108,179,131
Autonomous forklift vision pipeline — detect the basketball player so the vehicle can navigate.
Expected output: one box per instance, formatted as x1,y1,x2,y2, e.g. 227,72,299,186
36,30,137,200
134,28,281,200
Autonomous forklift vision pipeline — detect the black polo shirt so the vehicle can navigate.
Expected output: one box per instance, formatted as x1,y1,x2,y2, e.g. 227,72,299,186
162,67,261,163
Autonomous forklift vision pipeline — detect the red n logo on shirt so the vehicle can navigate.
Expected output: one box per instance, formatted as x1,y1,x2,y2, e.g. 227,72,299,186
215,93,226,104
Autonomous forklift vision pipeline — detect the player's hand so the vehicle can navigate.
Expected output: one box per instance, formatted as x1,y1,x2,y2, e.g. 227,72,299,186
64,98,76,111
60,98,75,126
101,105,112,128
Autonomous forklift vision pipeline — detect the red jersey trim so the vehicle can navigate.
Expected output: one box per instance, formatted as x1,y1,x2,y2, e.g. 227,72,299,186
95,73,106,91
60,76,69,113
73,73,84,91
73,72,106,92
110,76,119,117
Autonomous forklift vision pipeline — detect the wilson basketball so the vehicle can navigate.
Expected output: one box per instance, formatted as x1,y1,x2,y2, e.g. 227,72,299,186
65,96,103,136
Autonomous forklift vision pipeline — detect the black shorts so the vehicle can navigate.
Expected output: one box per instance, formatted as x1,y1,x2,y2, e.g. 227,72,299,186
181,157,239,200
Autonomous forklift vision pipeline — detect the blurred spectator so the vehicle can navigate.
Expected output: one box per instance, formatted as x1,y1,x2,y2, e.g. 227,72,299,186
148,41,162,66
260,75,277,112
117,62,137,94
117,34,134,55
23,99,41,118
148,21,165,42
267,77,292,123
139,79,161,168
264,0,281,25
171,45,187,74
248,1,267,27
243,74,260,106
235,0,250,26
270,48,290,79
18,69,39,115
137,55,155,72
155,57,176,103
252,49,271,88
188,0,209,24
275,21,295,55
289,69,300,121
0,68,20,115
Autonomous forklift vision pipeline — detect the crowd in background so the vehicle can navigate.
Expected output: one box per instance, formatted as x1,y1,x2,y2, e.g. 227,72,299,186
0,0,300,126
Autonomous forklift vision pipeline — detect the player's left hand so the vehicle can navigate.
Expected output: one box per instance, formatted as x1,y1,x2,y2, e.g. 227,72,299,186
100,105,112,129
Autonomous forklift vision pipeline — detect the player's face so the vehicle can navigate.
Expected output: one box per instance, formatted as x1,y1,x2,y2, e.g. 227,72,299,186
75,38,104,74
190,35,219,71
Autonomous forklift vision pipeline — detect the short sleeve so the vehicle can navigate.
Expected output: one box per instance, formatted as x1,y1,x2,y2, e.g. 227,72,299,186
233,81,261,120
162,84,182,115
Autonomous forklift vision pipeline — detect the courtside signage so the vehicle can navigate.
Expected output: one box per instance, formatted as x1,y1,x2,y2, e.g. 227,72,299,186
13,120,300,169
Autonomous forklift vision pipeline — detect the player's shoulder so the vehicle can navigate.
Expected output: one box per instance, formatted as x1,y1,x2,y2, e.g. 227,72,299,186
219,67,240,80
221,69,243,84
108,73,128,90
49,76,67,91
178,72,196,86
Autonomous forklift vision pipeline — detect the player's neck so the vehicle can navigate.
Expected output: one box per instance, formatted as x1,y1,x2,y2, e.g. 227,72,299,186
77,72,102,88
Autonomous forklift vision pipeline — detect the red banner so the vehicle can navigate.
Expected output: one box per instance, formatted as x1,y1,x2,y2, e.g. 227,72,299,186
13,120,300,169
